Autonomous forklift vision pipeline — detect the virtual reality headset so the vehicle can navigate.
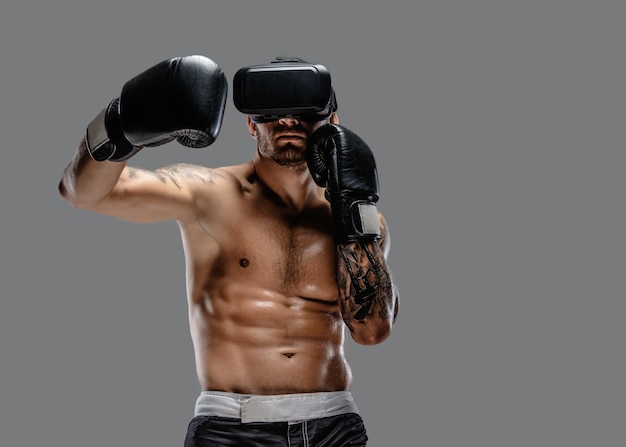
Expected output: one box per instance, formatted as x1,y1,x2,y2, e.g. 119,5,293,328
233,57,337,123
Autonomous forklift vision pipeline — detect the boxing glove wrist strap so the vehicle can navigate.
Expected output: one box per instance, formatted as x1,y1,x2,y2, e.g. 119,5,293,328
85,98,139,162
353,201,380,237
335,197,380,242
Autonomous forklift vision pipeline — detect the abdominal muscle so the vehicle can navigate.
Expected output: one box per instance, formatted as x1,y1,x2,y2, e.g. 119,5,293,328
189,281,353,395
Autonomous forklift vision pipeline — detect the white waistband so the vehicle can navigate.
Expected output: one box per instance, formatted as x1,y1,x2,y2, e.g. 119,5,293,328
194,391,359,423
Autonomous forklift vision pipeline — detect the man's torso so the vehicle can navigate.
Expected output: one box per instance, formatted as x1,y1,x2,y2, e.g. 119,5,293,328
178,162,352,394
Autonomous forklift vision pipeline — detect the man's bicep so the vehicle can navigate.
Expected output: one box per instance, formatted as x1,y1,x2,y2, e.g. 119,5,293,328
91,165,202,223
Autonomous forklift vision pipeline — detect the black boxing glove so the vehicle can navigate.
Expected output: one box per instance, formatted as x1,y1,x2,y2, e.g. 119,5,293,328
306,124,381,242
86,55,227,162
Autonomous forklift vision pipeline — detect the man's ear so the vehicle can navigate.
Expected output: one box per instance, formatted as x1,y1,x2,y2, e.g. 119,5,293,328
247,116,257,137
330,112,339,124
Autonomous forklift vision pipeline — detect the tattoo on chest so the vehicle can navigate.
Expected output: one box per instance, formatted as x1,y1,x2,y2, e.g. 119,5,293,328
337,241,392,325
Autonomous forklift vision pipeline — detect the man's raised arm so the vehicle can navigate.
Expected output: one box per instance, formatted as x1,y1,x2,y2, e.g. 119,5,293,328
306,123,399,345
59,55,228,221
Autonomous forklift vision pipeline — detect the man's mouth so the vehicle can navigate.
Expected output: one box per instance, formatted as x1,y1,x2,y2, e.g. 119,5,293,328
277,133,305,140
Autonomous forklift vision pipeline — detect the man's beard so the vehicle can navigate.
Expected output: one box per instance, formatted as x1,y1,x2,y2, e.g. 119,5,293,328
258,140,308,170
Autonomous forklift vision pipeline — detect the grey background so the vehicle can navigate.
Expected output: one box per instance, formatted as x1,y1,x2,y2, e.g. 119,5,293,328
1,1,624,446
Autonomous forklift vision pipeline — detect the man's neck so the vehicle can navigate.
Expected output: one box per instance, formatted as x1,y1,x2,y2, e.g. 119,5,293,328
252,150,322,213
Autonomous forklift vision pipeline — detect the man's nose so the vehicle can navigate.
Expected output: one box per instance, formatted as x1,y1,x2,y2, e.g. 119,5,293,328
278,116,300,126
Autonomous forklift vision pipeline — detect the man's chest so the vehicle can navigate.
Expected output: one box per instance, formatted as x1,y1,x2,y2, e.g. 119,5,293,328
187,201,339,297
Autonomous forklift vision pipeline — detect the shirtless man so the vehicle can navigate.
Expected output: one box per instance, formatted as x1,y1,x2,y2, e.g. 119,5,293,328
59,55,399,446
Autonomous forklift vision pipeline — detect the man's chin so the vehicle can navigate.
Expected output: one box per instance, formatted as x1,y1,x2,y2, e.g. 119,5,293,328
276,157,307,169
273,150,307,168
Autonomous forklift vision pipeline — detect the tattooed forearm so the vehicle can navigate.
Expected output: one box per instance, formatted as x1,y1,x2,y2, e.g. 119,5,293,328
337,240,394,329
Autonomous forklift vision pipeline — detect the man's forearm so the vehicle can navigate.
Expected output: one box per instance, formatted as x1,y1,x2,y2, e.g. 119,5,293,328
59,136,127,207
336,240,397,343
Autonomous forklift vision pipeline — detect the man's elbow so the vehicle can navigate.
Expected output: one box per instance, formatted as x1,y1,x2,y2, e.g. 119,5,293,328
350,319,393,346
58,180,97,210
58,180,77,205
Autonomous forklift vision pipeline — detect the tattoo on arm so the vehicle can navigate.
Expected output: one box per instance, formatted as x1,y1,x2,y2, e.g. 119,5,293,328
126,164,223,189
337,240,394,329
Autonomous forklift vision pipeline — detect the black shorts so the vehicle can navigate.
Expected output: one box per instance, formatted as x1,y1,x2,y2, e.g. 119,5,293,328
184,391,368,446
184,413,368,447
